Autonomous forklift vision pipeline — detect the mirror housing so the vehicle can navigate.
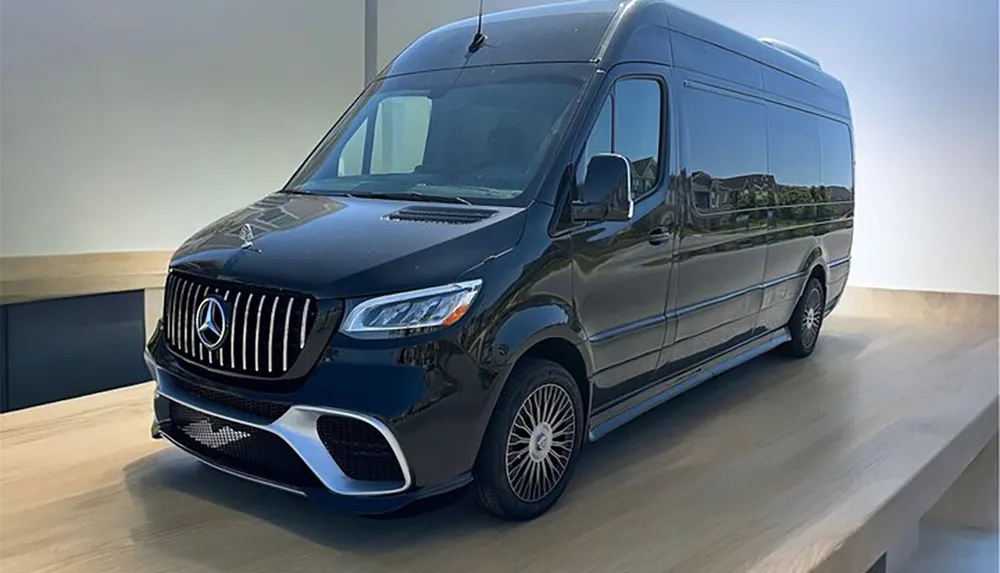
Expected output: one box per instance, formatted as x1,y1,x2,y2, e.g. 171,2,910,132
571,153,634,222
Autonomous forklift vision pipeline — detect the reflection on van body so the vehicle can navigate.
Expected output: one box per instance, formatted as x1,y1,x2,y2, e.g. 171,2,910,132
144,0,853,521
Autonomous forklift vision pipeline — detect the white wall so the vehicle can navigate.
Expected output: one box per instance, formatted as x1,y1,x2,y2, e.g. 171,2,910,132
1,0,364,257
2,0,996,295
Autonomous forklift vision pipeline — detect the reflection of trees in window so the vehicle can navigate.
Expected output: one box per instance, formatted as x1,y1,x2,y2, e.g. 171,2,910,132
685,87,767,213
820,119,854,203
577,77,663,197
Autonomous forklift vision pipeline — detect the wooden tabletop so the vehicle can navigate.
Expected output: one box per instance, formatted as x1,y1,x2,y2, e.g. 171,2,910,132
1,316,996,573
0,250,171,304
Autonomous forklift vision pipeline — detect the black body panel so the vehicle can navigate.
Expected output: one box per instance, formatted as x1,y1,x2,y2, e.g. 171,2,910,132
147,0,854,513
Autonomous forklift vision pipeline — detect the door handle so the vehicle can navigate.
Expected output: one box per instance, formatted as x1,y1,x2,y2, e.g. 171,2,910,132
648,227,672,246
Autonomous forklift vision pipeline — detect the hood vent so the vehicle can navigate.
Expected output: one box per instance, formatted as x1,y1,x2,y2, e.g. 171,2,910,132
386,205,497,225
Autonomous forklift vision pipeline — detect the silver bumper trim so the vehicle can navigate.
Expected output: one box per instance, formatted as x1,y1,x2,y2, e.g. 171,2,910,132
157,386,413,497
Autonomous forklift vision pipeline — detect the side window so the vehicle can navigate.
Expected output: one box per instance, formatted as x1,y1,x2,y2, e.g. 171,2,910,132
371,96,433,174
685,88,768,212
766,103,821,207
615,79,662,196
576,77,664,198
819,119,854,202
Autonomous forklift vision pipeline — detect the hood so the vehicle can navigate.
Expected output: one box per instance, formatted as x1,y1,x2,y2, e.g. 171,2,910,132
170,192,527,299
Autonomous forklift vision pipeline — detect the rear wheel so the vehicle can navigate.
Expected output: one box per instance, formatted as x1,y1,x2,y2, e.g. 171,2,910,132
472,358,585,521
781,275,826,357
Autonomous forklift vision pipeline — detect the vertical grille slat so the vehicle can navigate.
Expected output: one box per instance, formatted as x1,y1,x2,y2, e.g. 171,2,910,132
255,295,266,373
183,280,195,356
268,297,279,373
160,272,323,380
300,299,310,349
283,299,294,372
243,293,254,372
170,276,181,343
196,285,207,362
230,291,242,371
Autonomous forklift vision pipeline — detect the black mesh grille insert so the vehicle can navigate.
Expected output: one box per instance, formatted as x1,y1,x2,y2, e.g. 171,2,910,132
317,415,404,482
164,401,320,489
173,379,289,423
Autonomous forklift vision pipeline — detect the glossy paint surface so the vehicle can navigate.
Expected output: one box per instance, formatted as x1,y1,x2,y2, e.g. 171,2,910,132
149,0,854,510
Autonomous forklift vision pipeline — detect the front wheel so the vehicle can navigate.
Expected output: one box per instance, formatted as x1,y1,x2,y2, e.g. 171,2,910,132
781,275,826,358
472,358,585,521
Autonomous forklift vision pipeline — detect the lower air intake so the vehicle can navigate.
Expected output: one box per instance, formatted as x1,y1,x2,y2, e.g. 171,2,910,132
165,400,320,489
317,415,405,482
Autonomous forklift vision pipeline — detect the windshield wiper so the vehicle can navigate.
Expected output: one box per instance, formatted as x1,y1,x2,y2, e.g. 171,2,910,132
358,191,471,205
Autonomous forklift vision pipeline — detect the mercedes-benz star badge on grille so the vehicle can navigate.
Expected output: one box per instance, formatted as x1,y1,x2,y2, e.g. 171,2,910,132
195,295,229,350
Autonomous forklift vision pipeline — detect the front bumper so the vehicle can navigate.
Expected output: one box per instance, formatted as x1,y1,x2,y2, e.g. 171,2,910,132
144,326,482,514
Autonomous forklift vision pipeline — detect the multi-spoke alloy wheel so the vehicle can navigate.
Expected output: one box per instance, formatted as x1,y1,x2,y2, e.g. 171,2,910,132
473,358,584,521
781,275,826,358
800,286,824,347
505,384,576,503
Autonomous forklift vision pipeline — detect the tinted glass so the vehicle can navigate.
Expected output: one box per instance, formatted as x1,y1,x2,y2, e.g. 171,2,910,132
576,96,612,183
766,103,821,207
615,79,662,196
820,119,854,202
685,88,768,212
288,64,592,206
576,78,663,197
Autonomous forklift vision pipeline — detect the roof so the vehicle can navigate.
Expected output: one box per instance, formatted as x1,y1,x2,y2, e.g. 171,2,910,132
377,0,850,118
379,1,621,78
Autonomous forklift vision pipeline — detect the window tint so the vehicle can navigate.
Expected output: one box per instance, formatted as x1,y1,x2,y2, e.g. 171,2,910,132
578,96,612,180
289,64,591,205
820,119,854,202
766,103,821,207
577,77,663,198
685,88,768,212
615,79,662,196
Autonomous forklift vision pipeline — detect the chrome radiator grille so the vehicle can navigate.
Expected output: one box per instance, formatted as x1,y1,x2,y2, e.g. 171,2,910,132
163,272,318,378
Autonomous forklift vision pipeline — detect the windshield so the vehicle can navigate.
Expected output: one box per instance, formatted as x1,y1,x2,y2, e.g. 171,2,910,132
285,63,594,206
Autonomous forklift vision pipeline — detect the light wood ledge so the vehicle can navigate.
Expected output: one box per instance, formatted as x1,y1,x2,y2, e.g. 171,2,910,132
0,250,173,305
0,316,996,572
835,286,999,326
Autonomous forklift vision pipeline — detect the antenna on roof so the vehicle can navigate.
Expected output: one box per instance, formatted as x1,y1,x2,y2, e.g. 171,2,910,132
469,0,487,53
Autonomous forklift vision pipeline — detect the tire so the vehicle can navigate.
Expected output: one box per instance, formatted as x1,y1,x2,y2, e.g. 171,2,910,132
472,357,585,521
781,275,826,358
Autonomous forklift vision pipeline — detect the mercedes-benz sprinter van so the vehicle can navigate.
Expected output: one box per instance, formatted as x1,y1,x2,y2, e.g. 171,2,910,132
146,0,854,521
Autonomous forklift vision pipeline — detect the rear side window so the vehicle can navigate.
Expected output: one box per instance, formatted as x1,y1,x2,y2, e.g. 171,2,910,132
577,77,664,199
766,103,822,207
819,120,854,202
684,87,768,213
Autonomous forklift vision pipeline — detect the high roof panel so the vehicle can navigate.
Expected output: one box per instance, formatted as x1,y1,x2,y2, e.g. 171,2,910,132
379,0,621,79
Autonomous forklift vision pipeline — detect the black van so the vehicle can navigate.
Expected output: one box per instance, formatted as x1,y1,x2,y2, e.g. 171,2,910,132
146,0,854,520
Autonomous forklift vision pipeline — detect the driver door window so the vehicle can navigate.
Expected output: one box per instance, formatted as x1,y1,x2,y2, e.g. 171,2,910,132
576,78,663,199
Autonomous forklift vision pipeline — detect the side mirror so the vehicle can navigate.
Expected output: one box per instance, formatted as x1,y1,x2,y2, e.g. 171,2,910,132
572,153,634,222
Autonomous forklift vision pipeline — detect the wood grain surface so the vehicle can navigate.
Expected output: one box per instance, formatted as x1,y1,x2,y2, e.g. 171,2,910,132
1,316,996,573
0,250,171,304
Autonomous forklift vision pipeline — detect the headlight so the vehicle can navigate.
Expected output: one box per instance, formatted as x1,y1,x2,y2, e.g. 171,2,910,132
340,280,483,337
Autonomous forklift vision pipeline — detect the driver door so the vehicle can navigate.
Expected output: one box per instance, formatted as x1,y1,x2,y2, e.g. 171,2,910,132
568,66,676,412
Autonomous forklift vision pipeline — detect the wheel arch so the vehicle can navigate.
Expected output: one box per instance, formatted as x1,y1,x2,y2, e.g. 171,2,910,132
470,303,593,462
